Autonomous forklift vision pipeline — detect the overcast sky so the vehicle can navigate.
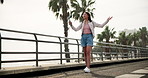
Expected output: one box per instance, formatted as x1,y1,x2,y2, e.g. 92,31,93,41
0,0,148,39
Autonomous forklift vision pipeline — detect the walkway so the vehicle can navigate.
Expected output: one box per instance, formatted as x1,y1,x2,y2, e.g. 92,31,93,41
34,59,148,78
0,58,147,78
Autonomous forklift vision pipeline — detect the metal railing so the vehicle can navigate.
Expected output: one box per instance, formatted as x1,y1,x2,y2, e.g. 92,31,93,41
0,28,148,69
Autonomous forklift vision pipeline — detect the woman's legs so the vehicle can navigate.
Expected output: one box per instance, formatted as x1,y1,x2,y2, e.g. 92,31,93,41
86,46,92,68
83,46,92,68
81,34,93,70
83,47,87,66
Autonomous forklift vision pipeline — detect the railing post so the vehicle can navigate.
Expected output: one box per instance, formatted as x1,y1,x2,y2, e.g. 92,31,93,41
121,46,124,59
130,47,133,59
34,34,38,67
127,47,130,59
136,47,138,58
58,37,62,64
101,44,104,61
116,45,118,60
135,47,138,58
146,48,148,57
0,33,2,69
109,45,111,60
145,48,148,57
140,48,142,58
76,39,80,63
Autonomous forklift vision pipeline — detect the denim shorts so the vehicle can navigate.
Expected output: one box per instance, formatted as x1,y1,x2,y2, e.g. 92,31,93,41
81,34,93,47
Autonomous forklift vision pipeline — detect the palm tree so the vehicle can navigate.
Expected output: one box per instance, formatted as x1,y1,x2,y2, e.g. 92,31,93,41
97,26,116,43
126,33,133,45
49,0,96,62
117,31,133,58
70,0,95,22
117,31,126,45
117,31,133,45
132,32,139,46
135,27,148,57
138,27,148,47
96,26,116,59
49,0,70,62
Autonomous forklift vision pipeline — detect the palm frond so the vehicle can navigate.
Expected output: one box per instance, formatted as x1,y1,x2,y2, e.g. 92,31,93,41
70,0,95,22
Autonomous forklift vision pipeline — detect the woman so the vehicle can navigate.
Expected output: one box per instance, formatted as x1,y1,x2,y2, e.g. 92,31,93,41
69,12,112,73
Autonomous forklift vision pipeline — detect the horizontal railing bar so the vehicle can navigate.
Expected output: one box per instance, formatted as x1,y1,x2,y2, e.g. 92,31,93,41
1,58,80,63
93,45,120,49
1,37,80,45
1,37,36,42
2,59,36,63
1,52,36,54
1,37,62,44
0,28,80,41
92,52,101,54
92,52,102,54
2,52,130,54
121,56,129,58
61,58,80,60
38,52,84,54
2,54,141,63
91,57,101,59
62,52,82,54
122,48,131,49
2,52,61,54
1,38,147,51
1,59,61,63
1,52,85,54
37,59,64,61
111,53,118,54
0,28,147,49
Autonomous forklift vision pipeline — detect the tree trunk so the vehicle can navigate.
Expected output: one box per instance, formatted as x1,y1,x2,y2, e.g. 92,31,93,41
62,0,70,62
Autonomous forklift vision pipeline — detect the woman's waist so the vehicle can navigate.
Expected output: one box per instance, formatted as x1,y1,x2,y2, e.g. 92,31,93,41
82,33,92,35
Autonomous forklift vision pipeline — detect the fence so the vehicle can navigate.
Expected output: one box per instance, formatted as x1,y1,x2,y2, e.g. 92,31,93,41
0,28,148,69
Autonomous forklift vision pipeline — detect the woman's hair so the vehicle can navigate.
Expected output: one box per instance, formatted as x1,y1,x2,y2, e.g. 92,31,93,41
82,12,92,22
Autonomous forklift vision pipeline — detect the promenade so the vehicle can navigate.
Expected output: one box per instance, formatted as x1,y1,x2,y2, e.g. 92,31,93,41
47,59,148,78
0,58,148,78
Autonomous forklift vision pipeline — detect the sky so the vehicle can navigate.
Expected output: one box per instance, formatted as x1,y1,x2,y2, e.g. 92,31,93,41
0,0,148,39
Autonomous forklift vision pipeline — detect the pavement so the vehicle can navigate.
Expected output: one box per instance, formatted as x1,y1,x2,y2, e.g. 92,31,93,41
33,59,148,78
0,58,148,78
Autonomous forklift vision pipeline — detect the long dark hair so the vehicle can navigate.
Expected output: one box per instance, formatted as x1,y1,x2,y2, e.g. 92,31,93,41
82,12,92,22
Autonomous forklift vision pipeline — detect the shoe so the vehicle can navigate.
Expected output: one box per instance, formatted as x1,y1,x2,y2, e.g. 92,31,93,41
84,67,90,73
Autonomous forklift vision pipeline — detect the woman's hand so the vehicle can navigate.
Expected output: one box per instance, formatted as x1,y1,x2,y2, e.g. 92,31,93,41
69,21,72,26
107,16,113,21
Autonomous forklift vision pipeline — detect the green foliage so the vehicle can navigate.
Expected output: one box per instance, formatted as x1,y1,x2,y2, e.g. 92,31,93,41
117,31,133,45
49,0,69,20
94,26,148,52
116,27,148,47
48,0,96,62
70,0,95,22
138,27,148,47
97,26,116,42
